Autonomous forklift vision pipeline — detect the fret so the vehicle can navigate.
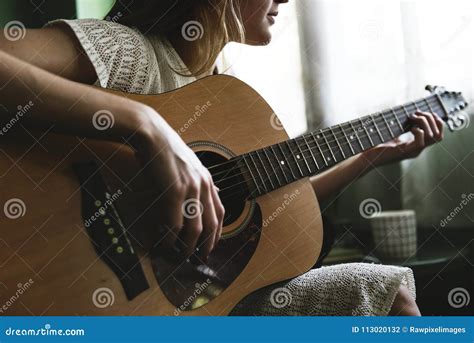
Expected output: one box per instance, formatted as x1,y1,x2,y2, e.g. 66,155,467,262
406,102,418,114
424,97,435,114
302,134,320,170
412,101,420,112
242,155,261,195
373,113,385,143
349,121,364,150
294,138,313,174
248,152,268,193
270,145,291,184
255,150,275,190
381,110,395,139
277,143,298,180
423,96,443,116
359,118,375,147
401,104,411,118
434,93,450,118
390,107,404,132
262,147,283,187
285,141,304,177
339,124,355,155
329,127,345,159
320,129,337,163
310,132,329,167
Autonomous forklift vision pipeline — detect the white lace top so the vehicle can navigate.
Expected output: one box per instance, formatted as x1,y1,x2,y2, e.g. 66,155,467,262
48,19,196,94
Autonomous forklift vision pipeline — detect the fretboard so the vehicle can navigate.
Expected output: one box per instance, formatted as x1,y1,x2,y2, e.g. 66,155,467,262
240,93,445,198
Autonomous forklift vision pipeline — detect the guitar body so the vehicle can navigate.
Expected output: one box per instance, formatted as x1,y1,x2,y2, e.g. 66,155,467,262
0,75,323,316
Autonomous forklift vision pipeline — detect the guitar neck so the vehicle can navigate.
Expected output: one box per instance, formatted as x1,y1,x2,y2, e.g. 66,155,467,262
240,93,446,198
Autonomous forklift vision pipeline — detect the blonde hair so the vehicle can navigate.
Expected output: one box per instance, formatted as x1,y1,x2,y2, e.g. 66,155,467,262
106,0,245,76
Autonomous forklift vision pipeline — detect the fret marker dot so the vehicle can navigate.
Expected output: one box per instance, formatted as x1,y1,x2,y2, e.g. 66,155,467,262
316,135,321,139
296,155,301,159
390,120,395,125
280,161,285,165
327,157,331,161
350,135,354,140
369,128,374,132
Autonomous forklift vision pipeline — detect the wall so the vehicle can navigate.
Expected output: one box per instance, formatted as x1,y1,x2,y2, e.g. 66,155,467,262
0,0,75,27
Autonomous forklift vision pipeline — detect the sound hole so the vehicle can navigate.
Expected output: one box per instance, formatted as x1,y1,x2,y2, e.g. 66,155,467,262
196,150,249,226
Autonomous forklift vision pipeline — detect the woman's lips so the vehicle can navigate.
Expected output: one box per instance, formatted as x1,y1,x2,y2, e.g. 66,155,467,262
267,13,278,24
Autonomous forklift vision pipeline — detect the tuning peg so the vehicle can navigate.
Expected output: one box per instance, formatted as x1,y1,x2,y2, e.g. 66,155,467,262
425,85,436,92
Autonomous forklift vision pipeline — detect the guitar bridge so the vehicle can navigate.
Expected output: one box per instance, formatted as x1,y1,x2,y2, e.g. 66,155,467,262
73,161,149,301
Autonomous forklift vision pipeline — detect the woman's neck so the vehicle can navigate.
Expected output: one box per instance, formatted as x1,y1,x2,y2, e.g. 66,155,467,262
168,32,218,77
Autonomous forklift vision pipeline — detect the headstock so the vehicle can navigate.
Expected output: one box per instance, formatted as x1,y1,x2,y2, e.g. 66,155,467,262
426,85,470,132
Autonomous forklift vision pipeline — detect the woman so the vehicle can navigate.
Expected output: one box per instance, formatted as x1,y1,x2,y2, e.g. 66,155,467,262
0,0,444,316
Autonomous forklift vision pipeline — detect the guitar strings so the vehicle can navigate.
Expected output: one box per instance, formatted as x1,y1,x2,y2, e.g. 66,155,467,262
204,95,440,176
207,96,442,183
213,120,409,198
212,98,446,198
211,100,442,195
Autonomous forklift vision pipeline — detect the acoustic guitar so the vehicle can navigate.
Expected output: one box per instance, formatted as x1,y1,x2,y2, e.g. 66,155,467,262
0,75,468,315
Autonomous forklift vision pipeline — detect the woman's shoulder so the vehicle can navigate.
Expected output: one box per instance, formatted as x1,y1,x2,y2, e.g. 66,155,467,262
47,18,162,93
47,18,151,52
48,18,141,37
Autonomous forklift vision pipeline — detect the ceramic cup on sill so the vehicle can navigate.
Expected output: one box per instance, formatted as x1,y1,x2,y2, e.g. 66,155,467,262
370,210,417,261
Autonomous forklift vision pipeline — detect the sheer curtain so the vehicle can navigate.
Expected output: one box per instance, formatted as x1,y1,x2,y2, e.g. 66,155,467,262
297,0,474,229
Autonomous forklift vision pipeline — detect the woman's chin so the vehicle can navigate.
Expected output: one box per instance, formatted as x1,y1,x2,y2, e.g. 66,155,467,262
245,31,273,46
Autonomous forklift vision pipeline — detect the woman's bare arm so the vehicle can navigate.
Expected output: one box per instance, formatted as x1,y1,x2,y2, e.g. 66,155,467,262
0,47,152,143
0,26,224,258
0,26,96,83
310,154,372,202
